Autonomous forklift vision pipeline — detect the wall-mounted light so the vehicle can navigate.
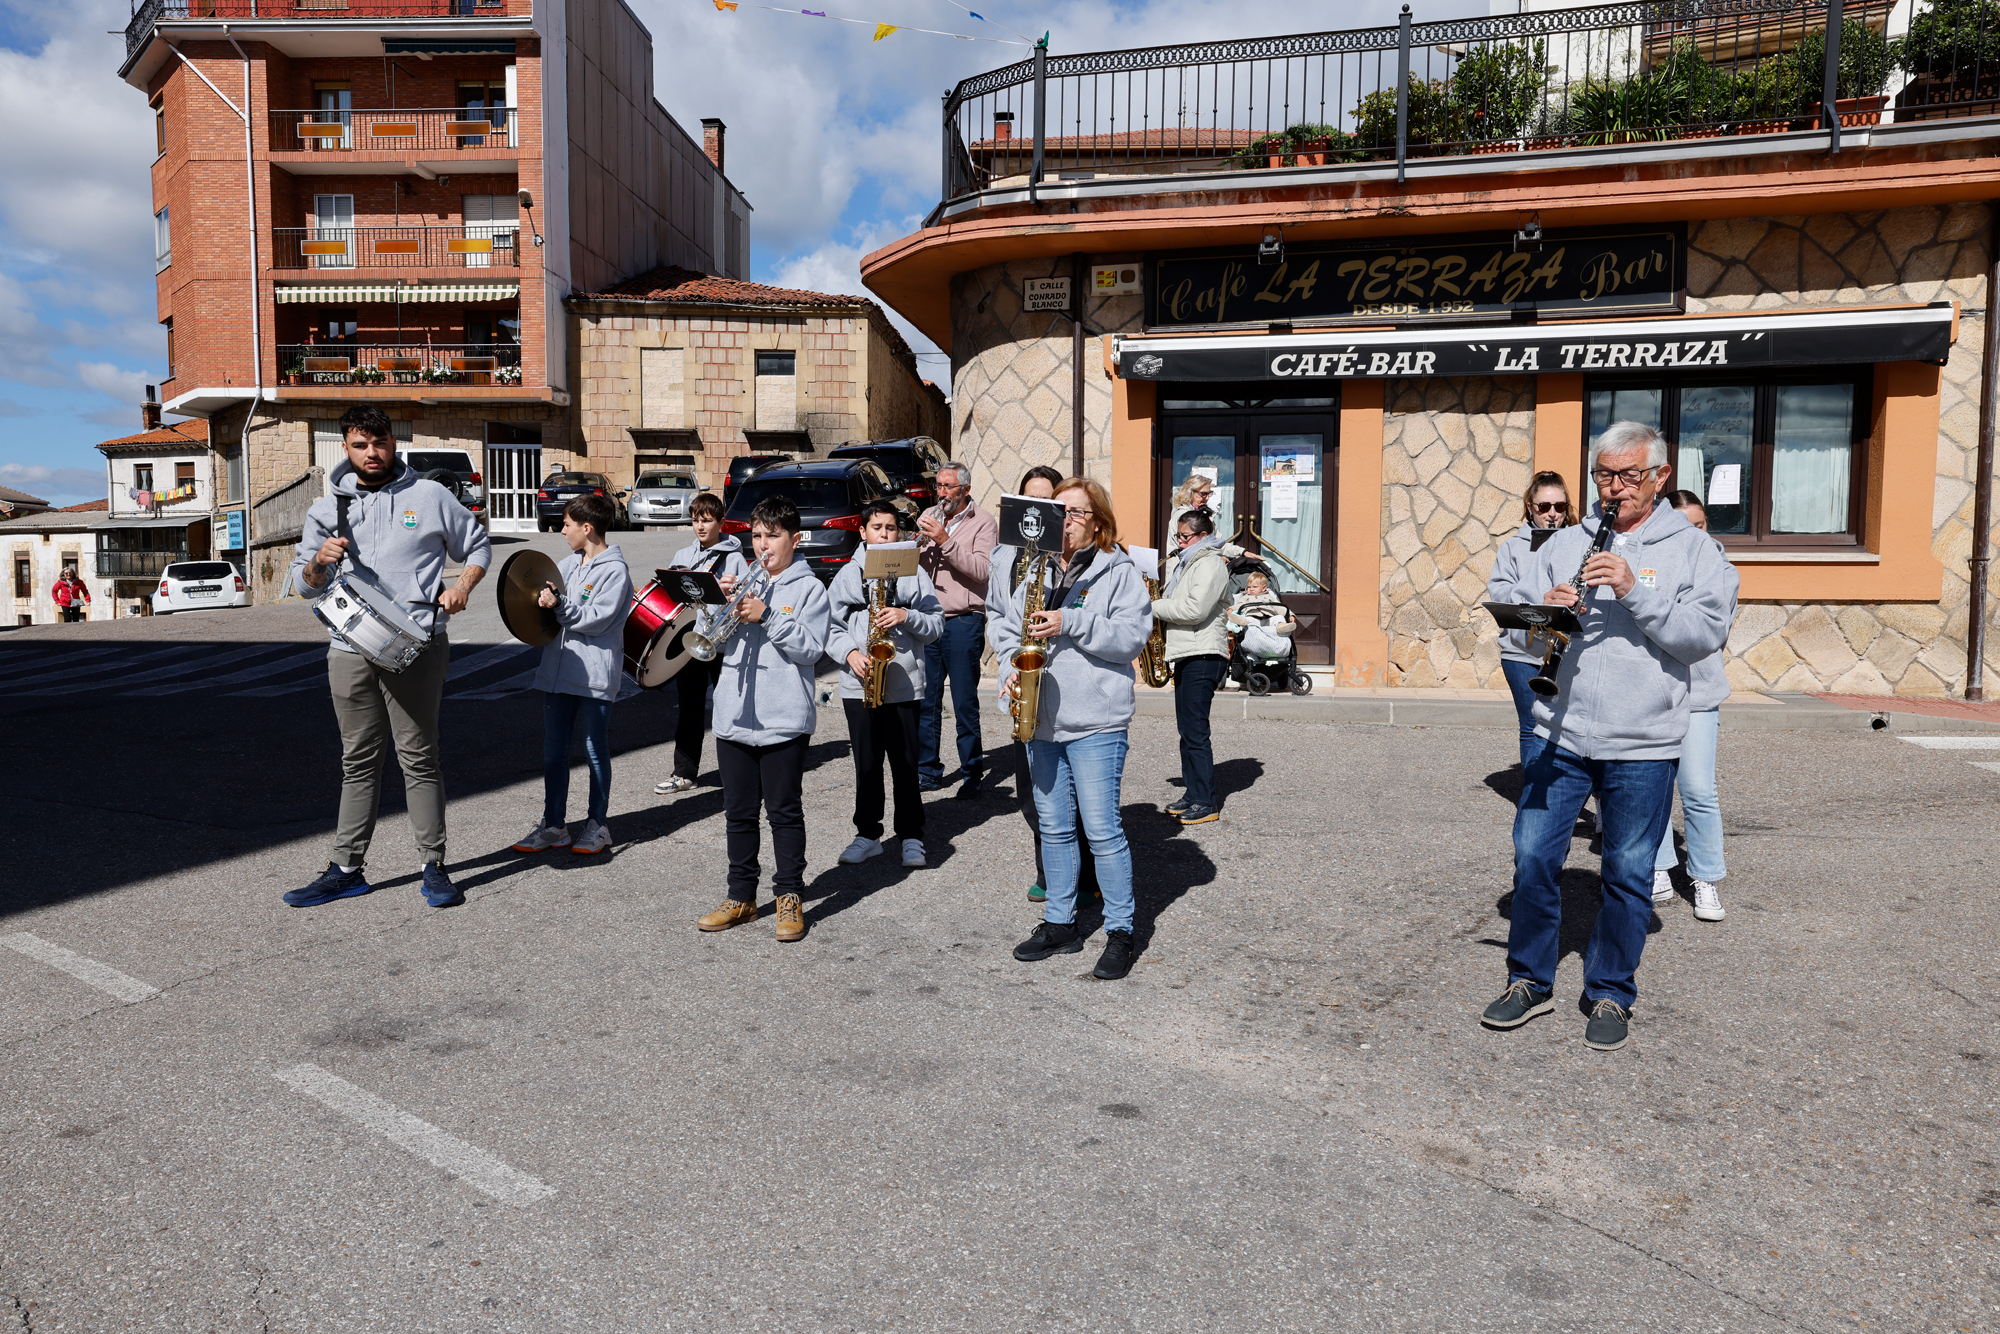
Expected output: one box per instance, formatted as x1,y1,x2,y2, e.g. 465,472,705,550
517,187,545,247
1513,219,1543,253
1257,229,1284,266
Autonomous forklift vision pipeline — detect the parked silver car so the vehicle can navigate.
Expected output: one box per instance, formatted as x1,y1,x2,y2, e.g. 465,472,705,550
628,470,702,528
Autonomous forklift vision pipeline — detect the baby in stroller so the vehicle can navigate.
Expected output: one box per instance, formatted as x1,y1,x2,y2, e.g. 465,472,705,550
1225,567,1312,695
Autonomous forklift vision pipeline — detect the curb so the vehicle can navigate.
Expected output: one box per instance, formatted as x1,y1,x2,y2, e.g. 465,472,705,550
1128,691,2000,733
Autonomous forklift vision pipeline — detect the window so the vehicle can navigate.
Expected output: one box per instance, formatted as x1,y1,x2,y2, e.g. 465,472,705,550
1586,371,1869,546
456,79,509,143
12,558,29,599
175,462,195,487
153,99,165,156
755,350,796,377
134,464,154,493
154,206,171,273
225,448,244,502
163,318,174,380
461,195,518,268
319,309,359,344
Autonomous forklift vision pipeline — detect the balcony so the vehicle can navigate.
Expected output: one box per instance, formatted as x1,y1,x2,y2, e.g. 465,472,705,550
98,550,186,578
273,226,518,270
933,0,1997,213
270,107,516,155
278,342,523,386
126,0,529,58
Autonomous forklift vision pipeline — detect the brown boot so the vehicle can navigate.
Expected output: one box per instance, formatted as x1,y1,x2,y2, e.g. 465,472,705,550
697,898,758,932
773,893,806,943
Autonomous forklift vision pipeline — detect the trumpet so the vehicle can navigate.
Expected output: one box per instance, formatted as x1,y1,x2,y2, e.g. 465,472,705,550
1009,550,1052,744
1527,500,1621,698
861,575,896,707
686,563,774,663
1139,576,1172,688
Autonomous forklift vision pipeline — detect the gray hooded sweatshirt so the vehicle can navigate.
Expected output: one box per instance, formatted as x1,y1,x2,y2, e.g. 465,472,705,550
668,533,752,583
1487,522,1554,665
531,545,633,702
991,544,1153,743
1527,500,1739,762
289,457,492,652
1687,533,1736,713
825,562,944,704
710,556,831,746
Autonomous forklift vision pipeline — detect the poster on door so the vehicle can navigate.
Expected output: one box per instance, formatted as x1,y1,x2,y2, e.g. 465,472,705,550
1261,442,1314,482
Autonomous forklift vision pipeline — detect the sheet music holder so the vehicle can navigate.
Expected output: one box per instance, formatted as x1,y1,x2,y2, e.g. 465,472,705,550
1529,527,1559,552
1127,545,1160,582
655,568,727,605
1483,601,1581,636
862,541,920,580
998,493,1066,553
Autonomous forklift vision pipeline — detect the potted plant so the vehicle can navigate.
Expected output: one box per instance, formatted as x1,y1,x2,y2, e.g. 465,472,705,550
494,364,522,385
1895,0,2000,117
351,367,386,385
1450,38,1548,153
1352,79,1469,158
1787,19,1896,125
1571,76,1673,145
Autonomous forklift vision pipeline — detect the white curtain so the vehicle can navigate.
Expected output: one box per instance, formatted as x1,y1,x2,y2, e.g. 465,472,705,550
1770,384,1851,533
1258,434,1323,593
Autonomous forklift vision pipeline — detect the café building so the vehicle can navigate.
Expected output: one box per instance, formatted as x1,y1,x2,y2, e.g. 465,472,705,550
861,3,2000,697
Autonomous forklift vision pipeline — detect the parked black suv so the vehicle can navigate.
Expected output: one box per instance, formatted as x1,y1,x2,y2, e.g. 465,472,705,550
721,460,917,582
827,437,949,507
536,471,629,532
722,454,791,498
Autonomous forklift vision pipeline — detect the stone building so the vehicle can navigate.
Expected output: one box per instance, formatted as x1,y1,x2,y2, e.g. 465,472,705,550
864,11,2000,699
567,267,950,489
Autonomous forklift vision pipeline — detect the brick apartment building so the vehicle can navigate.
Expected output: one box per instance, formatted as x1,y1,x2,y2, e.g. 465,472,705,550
119,0,751,593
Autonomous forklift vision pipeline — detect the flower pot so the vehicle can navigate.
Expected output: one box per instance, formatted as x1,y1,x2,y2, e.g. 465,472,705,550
1812,94,1889,129
1522,135,1567,152
1468,140,1521,155
1294,136,1332,166
1673,124,1726,140
1734,117,1793,136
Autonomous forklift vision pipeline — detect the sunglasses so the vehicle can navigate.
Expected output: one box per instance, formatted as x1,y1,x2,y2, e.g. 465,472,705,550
1531,501,1567,513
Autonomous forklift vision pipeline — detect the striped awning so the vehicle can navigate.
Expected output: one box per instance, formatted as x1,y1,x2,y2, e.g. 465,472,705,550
274,283,521,305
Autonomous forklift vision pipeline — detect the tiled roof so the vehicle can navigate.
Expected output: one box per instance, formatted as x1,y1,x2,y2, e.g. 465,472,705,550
575,267,863,309
0,483,50,506
96,418,209,450
58,499,110,512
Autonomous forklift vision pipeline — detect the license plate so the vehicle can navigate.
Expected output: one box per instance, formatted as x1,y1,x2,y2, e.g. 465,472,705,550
186,586,219,597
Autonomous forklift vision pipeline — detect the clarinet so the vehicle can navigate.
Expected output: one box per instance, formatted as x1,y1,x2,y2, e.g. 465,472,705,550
1526,499,1621,699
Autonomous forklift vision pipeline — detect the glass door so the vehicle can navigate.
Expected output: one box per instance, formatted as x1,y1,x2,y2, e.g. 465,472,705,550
311,193,353,269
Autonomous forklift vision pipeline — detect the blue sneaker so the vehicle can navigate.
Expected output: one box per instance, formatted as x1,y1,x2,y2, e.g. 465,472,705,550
283,863,373,909
421,862,464,909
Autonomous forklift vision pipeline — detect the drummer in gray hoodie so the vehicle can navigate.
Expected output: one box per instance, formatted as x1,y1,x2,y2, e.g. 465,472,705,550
1479,421,1738,1053
512,493,632,858
996,476,1154,981
827,500,944,870
694,495,831,944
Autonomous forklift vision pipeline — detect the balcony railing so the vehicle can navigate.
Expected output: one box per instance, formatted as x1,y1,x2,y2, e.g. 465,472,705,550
269,107,516,153
272,226,518,270
278,343,524,386
98,550,187,578
936,0,1987,212
126,0,527,57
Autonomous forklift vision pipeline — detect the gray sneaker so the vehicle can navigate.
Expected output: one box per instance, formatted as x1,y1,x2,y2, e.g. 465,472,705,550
1584,998,1631,1051
654,776,696,795
1480,981,1554,1030
1652,869,1677,904
1692,880,1725,922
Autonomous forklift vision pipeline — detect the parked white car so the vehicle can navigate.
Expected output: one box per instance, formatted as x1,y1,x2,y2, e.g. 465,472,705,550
155,561,249,613
628,469,701,528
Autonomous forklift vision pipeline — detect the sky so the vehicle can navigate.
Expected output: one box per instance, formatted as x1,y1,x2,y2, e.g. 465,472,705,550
0,0,1430,506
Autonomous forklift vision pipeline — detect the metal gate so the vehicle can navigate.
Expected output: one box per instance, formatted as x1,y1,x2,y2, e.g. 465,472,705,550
485,444,542,533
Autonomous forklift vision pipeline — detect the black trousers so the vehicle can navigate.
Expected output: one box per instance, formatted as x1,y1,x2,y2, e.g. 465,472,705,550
844,698,924,842
1011,739,1097,894
716,733,808,902
1174,655,1228,809
671,657,724,780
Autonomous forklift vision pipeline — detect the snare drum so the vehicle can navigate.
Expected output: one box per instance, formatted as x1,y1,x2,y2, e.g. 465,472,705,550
314,570,430,672
624,579,699,688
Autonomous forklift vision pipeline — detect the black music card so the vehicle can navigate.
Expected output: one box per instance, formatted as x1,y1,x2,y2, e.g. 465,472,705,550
1529,527,1559,552
1483,601,1581,636
655,568,727,605
998,494,1066,552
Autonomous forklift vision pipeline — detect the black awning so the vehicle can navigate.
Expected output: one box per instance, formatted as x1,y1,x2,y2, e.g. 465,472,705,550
1115,303,1956,382
383,39,519,55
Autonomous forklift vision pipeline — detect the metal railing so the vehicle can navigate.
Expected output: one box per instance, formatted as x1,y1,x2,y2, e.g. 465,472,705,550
269,107,516,152
272,226,519,269
278,343,524,386
97,550,188,578
126,0,527,57
936,0,1992,211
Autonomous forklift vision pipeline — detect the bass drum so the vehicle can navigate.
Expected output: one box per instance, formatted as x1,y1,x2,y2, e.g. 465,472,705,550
624,579,699,688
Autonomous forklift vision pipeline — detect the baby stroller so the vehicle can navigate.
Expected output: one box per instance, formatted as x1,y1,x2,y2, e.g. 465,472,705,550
1224,553,1312,696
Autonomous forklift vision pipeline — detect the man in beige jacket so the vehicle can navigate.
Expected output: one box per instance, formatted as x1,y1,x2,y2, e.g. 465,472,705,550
916,460,998,797
1151,507,1232,825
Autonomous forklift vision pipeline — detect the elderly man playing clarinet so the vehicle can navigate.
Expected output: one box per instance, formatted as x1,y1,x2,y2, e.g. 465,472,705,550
1479,420,1738,1052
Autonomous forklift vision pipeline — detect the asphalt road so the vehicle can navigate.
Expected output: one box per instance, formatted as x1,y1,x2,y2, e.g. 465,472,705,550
1,526,1995,1332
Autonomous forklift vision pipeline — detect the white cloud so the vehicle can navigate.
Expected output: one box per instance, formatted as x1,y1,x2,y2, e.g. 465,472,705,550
767,218,944,362
75,361,153,405
0,462,106,503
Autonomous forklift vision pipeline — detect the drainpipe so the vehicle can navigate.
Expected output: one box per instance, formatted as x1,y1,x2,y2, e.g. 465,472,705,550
1967,203,2000,700
1070,252,1086,478
224,27,264,585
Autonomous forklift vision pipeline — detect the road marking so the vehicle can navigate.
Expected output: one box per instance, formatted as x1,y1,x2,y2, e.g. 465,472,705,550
16,645,288,697
0,932,160,1004
0,644,208,690
152,645,329,694
452,667,538,700
1898,735,2000,749
0,645,128,682
1970,761,2000,775
273,1064,556,1205
444,642,536,681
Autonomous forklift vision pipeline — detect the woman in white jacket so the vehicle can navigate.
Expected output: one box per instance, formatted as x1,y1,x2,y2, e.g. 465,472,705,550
1151,505,1232,825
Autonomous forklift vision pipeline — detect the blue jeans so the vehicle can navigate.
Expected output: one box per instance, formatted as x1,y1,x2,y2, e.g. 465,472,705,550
1174,655,1227,808
1655,708,1725,881
543,691,612,827
1500,658,1544,772
920,612,987,783
1029,730,1135,934
1508,743,1677,1009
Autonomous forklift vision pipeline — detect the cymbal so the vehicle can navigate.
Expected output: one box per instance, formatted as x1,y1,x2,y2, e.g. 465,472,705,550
496,548,562,647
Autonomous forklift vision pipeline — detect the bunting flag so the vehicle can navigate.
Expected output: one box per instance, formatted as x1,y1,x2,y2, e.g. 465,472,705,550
931,0,1036,43
704,0,1030,43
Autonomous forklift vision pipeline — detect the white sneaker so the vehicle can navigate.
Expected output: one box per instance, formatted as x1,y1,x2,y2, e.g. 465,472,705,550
839,836,883,865
571,820,612,855
1652,869,1677,904
1692,879,1726,922
512,820,571,852
901,838,926,868
653,776,695,795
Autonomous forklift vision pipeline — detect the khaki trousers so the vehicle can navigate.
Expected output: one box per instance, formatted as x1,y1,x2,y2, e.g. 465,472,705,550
327,638,449,866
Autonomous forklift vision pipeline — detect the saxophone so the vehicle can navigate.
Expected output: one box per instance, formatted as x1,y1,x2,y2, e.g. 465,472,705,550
861,576,896,707
1009,551,1052,744
1139,576,1172,687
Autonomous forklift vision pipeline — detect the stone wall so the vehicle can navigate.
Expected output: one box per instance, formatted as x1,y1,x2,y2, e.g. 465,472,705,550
949,259,1141,510
1379,377,1537,688
1687,203,1996,696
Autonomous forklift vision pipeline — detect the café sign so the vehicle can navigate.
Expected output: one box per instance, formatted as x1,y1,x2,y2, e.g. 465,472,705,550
1147,226,1684,330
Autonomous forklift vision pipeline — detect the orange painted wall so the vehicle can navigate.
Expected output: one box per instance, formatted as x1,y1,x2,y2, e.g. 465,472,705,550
1335,380,1390,686
1111,362,1155,540
1534,373,1586,492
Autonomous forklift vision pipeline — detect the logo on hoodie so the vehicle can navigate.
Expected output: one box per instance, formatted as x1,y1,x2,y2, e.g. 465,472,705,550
580,581,596,603
1637,568,1658,588
401,509,418,530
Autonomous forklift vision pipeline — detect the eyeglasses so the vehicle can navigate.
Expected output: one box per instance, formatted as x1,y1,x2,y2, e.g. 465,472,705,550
1063,507,1095,520
1590,466,1662,486
1531,501,1567,513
